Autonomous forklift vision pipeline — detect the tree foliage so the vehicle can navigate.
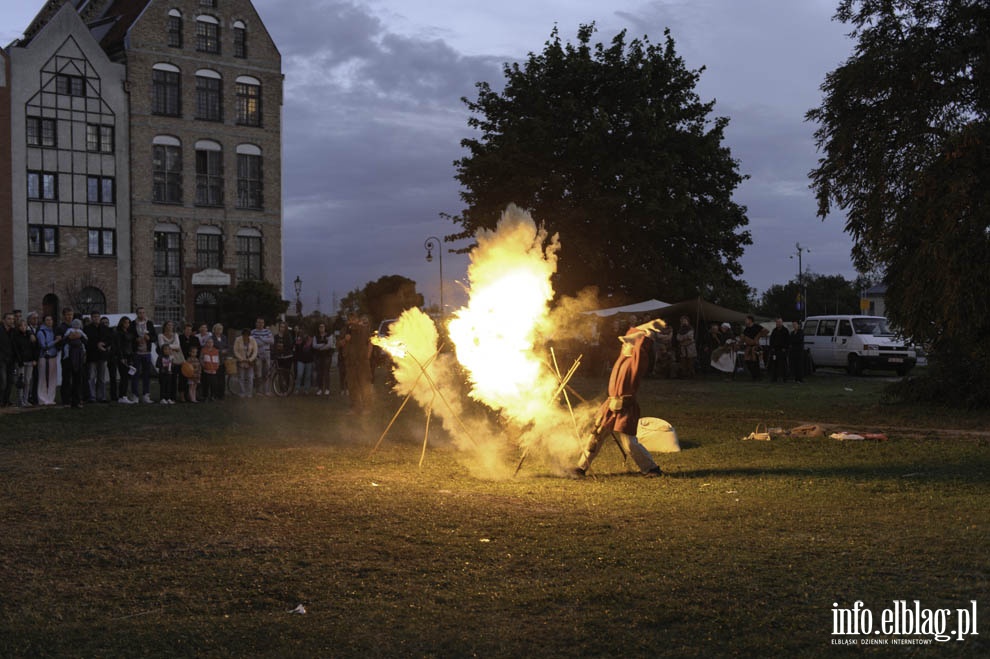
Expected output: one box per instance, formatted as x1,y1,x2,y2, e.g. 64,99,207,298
217,280,289,331
339,275,423,328
755,273,867,319
807,0,990,406
446,24,751,304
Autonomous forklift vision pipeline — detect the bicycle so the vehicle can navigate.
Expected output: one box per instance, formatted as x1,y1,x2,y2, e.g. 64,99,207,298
223,357,294,397
270,356,295,396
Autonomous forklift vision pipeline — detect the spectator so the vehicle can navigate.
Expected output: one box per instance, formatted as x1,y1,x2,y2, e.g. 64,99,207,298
250,317,274,396
62,319,87,408
156,343,178,404
294,326,315,394
741,315,768,381
675,315,696,379
210,323,228,401
54,307,75,405
789,320,806,383
313,322,335,395
158,320,185,401
0,312,14,407
85,311,112,403
12,318,38,407
233,329,258,398
200,336,221,401
114,317,136,403
768,317,790,382
185,345,202,403
128,307,157,403
26,312,40,405
36,314,59,406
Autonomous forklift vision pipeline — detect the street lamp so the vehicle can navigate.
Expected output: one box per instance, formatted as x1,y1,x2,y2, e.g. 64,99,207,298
424,236,444,322
294,275,302,318
790,243,810,320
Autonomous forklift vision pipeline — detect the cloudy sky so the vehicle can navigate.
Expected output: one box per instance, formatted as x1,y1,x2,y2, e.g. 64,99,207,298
3,0,858,313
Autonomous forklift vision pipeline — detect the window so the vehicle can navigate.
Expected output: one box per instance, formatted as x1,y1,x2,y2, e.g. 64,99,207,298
27,117,57,147
237,150,262,209
196,16,220,54
27,171,57,200
195,142,223,206
233,21,246,58
196,230,223,269
167,11,182,47
153,139,182,203
152,65,181,116
56,74,86,96
29,225,58,255
154,228,184,322
86,124,114,153
236,77,261,126
195,71,223,121
88,229,115,256
87,176,115,204
77,287,106,315
236,232,262,281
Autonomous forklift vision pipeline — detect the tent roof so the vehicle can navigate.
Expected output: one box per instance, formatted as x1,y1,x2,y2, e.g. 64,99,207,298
584,299,669,318
652,297,754,325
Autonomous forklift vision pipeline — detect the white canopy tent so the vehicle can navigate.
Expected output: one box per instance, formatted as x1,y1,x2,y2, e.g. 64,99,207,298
584,299,669,318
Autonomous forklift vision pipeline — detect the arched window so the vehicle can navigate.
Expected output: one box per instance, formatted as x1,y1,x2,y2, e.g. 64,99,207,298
152,63,181,116
152,135,182,203
236,228,262,281
194,290,220,327
235,75,261,126
77,287,106,315
154,224,184,322
195,69,222,121
196,15,220,54
236,143,262,209
196,225,223,269
168,9,183,48
233,20,247,58
195,140,223,206
42,293,59,320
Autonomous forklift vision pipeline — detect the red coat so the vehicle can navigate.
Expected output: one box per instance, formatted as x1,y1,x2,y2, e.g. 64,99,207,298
597,330,652,434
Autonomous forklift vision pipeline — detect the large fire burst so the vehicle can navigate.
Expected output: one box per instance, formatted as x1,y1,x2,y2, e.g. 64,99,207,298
377,204,594,478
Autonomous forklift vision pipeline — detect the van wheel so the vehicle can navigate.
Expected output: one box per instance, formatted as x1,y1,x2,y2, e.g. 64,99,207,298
847,354,863,376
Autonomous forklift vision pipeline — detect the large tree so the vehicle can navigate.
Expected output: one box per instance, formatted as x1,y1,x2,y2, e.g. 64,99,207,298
755,273,866,319
807,0,990,406
446,24,751,304
339,275,423,328
217,280,289,331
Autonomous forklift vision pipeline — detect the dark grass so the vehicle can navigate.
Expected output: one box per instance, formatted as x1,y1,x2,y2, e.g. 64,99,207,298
1,371,988,657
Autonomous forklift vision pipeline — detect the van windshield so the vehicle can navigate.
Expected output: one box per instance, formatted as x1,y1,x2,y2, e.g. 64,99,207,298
852,317,893,336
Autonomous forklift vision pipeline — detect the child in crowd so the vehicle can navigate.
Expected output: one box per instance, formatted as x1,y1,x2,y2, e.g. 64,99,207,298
200,337,221,402
156,343,178,404
185,344,202,403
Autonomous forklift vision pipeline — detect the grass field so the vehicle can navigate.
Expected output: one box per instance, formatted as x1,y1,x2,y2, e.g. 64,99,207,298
1,370,987,657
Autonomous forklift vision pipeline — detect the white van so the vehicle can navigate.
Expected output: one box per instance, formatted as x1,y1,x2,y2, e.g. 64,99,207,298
803,315,916,376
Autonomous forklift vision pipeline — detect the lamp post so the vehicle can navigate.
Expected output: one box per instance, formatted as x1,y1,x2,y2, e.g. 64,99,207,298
790,243,810,320
424,236,444,322
294,275,302,319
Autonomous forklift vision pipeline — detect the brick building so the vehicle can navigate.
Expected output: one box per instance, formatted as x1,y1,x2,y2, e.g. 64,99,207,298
2,0,283,325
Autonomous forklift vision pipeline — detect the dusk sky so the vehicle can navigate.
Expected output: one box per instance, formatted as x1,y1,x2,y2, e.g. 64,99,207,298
3,0,859,314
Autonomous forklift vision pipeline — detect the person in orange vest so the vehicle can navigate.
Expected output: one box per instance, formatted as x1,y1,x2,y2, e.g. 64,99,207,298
200,336,221,402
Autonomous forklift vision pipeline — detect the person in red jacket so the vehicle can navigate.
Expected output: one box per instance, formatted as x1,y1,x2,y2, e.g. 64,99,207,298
572,319,666,478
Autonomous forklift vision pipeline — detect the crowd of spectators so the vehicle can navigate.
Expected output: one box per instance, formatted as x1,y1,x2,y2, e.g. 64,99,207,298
0,307,374,410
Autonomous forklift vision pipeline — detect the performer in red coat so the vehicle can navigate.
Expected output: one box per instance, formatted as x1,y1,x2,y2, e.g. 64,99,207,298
573,319,665,478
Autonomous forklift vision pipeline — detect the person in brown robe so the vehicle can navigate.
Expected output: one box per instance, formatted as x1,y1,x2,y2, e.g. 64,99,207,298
341,314,373,414
572,319,665,478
